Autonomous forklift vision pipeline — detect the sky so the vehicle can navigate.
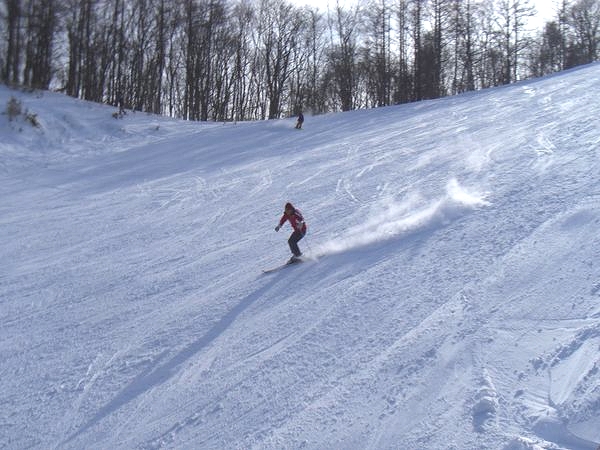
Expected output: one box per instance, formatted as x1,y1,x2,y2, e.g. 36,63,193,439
2,61,600,449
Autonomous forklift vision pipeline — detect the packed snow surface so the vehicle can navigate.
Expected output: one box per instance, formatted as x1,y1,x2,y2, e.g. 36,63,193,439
2,64,600,450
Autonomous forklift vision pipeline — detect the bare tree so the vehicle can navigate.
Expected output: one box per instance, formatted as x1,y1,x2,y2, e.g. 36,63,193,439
448,0,476,93
393,0,412,103
568,0,600,65
363,0,392,106
495,0,535,83
3,0,23,83
229,0,255,121
308,7,328,114
328,1,361,111
537,20,564,75
258,0,304,119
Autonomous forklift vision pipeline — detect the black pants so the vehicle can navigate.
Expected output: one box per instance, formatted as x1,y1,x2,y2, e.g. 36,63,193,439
288,230,305,257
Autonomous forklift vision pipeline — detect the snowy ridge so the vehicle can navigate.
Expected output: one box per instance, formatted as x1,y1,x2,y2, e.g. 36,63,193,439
2,64,600,449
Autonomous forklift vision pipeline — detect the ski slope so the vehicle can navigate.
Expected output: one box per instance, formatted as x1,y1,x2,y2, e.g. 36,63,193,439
2,63,600,449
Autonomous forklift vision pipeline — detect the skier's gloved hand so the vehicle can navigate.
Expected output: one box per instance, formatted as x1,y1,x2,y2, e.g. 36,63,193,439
275,225,280,232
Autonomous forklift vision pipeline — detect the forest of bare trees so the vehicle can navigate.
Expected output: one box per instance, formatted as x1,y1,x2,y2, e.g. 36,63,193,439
1,0,599,121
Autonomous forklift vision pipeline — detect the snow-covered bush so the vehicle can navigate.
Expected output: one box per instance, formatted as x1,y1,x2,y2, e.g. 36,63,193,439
6,96,21,121
5,95,40,127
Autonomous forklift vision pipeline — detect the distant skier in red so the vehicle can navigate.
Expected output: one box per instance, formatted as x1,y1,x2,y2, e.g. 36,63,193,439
275,202,307,262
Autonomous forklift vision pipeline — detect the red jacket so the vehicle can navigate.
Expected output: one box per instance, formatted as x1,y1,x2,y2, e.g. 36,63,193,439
279,208,307,233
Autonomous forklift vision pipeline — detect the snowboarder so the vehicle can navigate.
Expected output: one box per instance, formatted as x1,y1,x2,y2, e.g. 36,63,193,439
295,112,304,129
275,202,307,262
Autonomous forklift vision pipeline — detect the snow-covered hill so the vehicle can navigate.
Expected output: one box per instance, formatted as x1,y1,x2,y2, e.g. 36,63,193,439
2,64,600,450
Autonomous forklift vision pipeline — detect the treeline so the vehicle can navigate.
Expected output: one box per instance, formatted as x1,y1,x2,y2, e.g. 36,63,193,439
1,0,599,121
